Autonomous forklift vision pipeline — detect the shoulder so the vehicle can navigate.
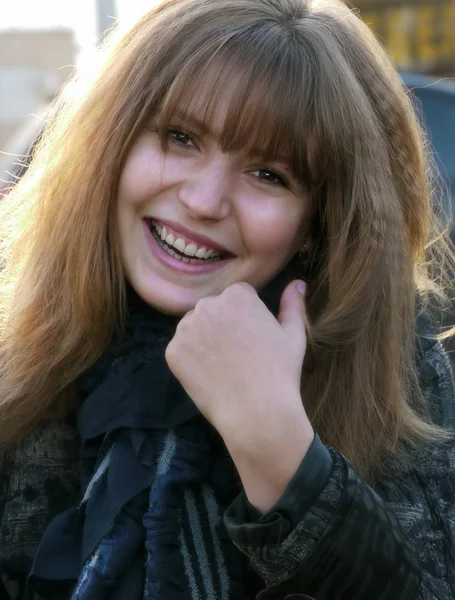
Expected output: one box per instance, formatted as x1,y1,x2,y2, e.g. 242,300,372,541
0,420,81,569
415,312,455,429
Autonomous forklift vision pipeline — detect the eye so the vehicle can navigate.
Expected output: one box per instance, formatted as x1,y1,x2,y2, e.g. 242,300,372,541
168,128,196,148
251,169,287,187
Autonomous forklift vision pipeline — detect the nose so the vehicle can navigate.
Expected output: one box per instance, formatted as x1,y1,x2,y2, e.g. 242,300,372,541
178,157,232,221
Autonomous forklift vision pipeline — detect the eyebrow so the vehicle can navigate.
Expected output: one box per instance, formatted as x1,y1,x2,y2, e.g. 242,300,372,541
166,109,293,167
170,110,215,137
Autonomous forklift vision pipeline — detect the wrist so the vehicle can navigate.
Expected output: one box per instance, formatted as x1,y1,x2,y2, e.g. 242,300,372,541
224,403,314,513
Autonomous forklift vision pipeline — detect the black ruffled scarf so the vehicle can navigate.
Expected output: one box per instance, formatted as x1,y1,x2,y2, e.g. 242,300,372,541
29,270,295,600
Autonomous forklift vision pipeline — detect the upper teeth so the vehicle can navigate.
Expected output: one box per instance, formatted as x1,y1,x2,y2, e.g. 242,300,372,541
153,221,220,259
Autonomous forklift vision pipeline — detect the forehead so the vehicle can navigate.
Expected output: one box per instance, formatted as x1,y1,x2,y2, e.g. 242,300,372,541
156,55,317,185
160,64,294,158
171,71,253,140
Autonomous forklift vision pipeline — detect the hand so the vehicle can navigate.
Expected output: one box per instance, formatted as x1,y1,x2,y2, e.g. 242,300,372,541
165,280,314,511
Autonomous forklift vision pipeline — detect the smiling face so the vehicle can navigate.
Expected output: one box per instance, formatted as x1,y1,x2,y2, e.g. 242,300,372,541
116,76,313,315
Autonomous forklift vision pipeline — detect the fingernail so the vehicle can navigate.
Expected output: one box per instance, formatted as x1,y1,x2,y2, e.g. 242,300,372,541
296,281,307,295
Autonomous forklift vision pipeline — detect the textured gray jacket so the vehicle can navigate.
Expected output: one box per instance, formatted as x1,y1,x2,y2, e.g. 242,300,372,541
0,327,454,599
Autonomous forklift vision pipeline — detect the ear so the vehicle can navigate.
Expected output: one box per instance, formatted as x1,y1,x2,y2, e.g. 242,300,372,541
300,234,314,253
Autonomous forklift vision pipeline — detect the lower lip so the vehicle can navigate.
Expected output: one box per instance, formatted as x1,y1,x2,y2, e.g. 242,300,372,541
143,220,234,275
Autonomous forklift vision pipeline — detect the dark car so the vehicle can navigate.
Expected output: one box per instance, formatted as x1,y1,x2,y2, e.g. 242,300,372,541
401,73,455,216
401,73,455,359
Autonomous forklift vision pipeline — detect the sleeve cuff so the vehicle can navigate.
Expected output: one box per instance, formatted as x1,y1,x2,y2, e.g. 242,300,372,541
224,433,333,547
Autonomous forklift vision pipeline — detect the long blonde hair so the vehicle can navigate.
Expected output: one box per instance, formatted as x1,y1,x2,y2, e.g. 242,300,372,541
0,0,453,480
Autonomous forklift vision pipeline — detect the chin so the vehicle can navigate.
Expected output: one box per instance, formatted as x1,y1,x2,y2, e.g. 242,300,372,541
131,280,199,316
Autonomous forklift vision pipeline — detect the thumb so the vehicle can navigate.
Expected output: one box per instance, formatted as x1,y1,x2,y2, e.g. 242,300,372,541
277,280,307,347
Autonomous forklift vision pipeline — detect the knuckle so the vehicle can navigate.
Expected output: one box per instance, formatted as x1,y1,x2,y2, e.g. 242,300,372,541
195,295,215,310
176,309,194,329
194,296,209,311
164,340,176,364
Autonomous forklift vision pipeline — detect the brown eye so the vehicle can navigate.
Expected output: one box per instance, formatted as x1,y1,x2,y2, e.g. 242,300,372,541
168,128,195,148
251,169,287,187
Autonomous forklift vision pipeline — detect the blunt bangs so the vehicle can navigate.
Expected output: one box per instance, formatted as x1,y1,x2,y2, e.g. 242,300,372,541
151,23,317,187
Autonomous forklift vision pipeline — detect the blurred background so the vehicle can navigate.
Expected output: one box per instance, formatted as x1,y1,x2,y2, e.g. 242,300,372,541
0,0,158,181
0,0,454,350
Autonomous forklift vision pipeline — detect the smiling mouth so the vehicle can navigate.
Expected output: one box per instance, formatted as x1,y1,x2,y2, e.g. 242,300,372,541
147,219,230,264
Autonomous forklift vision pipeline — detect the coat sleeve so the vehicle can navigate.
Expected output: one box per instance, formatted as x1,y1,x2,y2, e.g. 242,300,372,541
224,339,455,600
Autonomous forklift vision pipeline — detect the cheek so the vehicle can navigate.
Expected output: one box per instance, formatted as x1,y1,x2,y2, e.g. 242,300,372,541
240,201,308,257
117,136,163,207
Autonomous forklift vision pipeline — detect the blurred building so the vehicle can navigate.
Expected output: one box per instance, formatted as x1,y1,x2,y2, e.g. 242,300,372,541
355,0,455,76
0,29,75,150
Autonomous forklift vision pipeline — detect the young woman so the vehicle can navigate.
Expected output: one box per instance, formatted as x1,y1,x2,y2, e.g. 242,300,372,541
0,0,454,598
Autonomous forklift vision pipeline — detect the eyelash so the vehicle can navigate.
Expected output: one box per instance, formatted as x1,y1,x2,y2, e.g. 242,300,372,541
166,127,288,188
167,128,195,148
253,170,287,188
